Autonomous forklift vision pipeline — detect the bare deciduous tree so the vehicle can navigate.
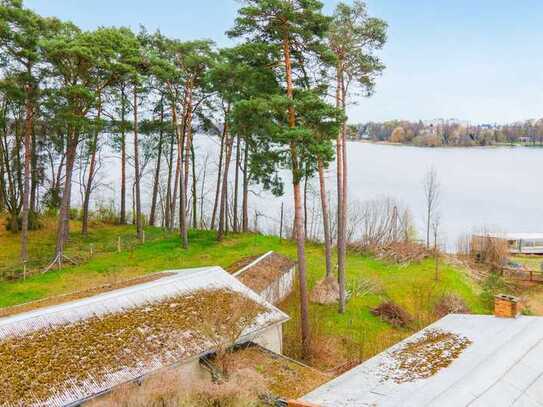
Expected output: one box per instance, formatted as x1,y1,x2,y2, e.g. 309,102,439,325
423,167,440,248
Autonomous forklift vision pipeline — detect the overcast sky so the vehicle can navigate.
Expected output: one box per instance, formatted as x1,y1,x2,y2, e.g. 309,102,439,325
25,0,543,124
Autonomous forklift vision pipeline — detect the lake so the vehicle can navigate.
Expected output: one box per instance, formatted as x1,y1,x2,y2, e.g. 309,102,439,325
245,142,543,250
91,138,543,251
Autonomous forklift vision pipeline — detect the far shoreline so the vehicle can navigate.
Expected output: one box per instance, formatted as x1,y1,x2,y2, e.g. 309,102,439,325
350,139,543,149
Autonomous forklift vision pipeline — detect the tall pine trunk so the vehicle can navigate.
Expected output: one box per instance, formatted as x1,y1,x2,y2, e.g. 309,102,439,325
149,103,165,226
191,142,197,228
318,159,332,277
82,97,102,237
133,86,143,242
164,132,175,229
120,87,127,225
211,124,226,229
171,151,180,228
233,136,241,233
172,104,188,248
340,73,348,309
54,130,78,260
0,156,5,213
336,67,347,314
183,84,193,220
217,109,233,242
30,124,38,214
21,84,33,262
283,34,310,359
242,140,249,233
304,174,309,240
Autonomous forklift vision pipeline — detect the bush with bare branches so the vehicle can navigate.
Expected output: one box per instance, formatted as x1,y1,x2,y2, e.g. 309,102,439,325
89,368,265,407
434,294,470,318
347,197,415,251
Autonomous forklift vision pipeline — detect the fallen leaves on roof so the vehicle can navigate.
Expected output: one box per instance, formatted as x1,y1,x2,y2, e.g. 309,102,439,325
380,329,472,383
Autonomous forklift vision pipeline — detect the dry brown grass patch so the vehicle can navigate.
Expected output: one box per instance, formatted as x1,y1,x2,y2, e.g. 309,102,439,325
89,367,265,407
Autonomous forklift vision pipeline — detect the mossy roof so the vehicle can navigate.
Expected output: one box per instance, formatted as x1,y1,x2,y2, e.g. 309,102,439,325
234,252,296,292
0,267,289,407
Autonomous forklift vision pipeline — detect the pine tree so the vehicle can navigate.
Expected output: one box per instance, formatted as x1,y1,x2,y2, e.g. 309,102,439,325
329,0,387,313
229,0,336,358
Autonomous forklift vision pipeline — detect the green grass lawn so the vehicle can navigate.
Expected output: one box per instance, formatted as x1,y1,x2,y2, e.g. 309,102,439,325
0,220,489,368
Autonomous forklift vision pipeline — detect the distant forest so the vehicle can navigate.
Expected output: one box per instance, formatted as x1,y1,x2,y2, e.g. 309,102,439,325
351,119,543,147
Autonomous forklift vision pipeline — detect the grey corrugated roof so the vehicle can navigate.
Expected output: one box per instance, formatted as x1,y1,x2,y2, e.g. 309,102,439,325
303,314,543,407
0,267,289,407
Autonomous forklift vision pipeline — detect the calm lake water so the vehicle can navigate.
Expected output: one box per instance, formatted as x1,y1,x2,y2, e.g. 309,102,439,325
245,142,543,250
93,138,543,250
345,143,543,248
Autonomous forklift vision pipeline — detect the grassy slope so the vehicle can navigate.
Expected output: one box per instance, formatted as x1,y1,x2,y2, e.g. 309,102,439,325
0,220,488,367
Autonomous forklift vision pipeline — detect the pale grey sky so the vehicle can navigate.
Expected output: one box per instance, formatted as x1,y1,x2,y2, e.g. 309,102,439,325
26,0,543,124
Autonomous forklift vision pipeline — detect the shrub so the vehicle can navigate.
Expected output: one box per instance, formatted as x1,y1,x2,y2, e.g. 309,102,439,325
69,207,80,220
480,273,511,309
42,186,61,211
89,368,265,407
371,301,413,328
93,201,119,225
434,294,470,318
5,211,42,232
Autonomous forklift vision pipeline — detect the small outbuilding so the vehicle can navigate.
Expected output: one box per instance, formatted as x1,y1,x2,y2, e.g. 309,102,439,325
0,267,289,407
473,233,543,255
300,296,543,407
233,251,297,305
